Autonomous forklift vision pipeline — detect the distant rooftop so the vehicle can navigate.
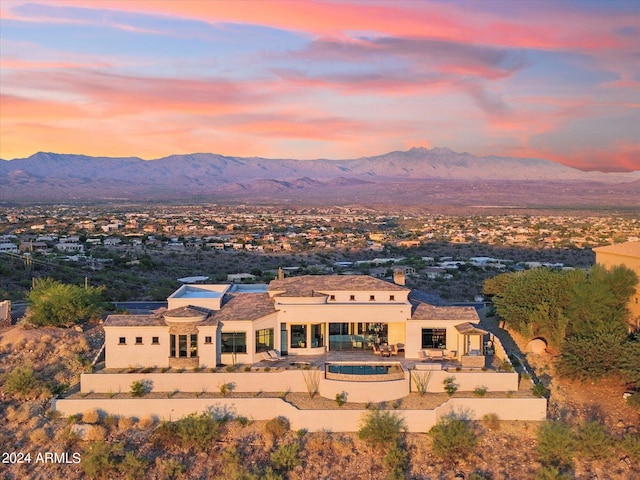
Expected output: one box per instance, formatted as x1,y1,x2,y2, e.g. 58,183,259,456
169,284,229,299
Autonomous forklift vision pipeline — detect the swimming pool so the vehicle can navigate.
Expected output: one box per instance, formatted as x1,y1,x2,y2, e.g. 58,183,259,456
324,362,405,382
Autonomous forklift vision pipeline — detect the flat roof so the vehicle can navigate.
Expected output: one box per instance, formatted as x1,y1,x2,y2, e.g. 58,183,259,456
268,275,408,297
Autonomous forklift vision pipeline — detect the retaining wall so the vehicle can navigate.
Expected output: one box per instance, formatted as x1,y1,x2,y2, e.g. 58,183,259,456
52,396,546,433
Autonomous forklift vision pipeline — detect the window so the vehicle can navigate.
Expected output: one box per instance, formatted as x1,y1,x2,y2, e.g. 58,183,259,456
221,332,247,353
255,328,274,353
118,337,126,345
349,295,355,301
179,335,188,357
170,334,176,357
190,334,198,357
369,295,375,301
310,324,324,348
329,295,336,301
291,324,307,348
422,328,447,349
152,337,159,345
389,295,395,301
135,336,143,345
204,336,212,344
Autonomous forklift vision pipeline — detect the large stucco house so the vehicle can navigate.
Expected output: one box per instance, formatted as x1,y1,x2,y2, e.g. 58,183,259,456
104,274,487,369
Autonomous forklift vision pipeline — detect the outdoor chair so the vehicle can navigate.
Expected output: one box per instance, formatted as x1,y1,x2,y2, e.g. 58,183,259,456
261,352,278,362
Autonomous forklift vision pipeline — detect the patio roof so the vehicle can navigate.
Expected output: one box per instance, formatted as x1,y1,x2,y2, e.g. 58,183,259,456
455,322,488,336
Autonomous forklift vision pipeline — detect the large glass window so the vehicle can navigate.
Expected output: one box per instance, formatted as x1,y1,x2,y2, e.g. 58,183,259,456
422,328,447,349
255,328,274,353
190,334,198,357
291,325,307,348
221,332,247,353
179,335,188,357
170,334,176,357
310,324,324,348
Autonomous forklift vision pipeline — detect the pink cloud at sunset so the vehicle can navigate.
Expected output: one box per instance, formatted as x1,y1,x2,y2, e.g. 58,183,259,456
0,0,638,171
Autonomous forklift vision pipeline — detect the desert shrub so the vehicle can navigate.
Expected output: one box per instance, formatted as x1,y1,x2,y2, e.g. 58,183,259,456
536,421,575,469
236,415,251,427
270,440,301,472
4,365,41,398
27,277,104,327
29,427,50,446
383,443,409,480
82,441,123,479
118,416,136,430
335,391,347,406
429,415,478,465
468,472,492,480
358,409,406,451
219,382,234,397
473,386,487,397
118,452,149,480
443,376,458,396
265,416,290,440
155,458,185,480
130,380,148,397
86,425,107,442
412,370,432,396
481,413,500,431
82,409,100,424
153,412,222,452
576,420,612,460
533,383,550,398
138,415,155,429
302,368,321,399
556,322,627,381
535,465,574,480
620,434,640,461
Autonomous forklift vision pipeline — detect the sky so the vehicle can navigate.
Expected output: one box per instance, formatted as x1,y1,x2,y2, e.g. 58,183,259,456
0,1,639,172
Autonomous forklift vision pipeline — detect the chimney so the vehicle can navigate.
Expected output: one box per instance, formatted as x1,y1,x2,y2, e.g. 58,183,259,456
277,267,284,280
393,269,405,286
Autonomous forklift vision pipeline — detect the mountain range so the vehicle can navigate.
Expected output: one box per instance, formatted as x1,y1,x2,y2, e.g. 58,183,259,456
1,147,638,208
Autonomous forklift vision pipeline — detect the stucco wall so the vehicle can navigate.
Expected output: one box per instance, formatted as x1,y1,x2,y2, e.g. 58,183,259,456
410,370,519,393
52,396,546,432
104,327,170,369
81,367,519,398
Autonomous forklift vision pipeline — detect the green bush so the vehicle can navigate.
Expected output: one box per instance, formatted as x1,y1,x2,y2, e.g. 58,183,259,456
620,434,640,461
82,441,124,480
118,452,149,480
473,386,487,397
535,465,574,480
576,420,612,460
532,383,549,398
4,365,41,398
130,380,147,397
335,391,347,406
265,416,290,440
383,443,409,480
428,415,478,465
27,277,104,327
481,413,500,431
358,409,406,451
270,441,301,472
153,412,223,452
536,421,575,469
443,376,458,396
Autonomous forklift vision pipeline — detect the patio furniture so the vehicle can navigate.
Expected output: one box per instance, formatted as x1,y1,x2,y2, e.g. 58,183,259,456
380,344,392,357
267,350,283,360
372,344,382,356
261,352,279,362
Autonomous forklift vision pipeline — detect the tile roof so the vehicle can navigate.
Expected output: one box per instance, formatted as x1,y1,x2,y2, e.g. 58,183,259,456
410,302,480,322
104,314,166,327
593,241,640,258
268,275,408,297
207,293,276,322
163,305,213,318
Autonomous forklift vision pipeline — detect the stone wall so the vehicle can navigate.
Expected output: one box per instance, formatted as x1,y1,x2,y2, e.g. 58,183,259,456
0,301,11,327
